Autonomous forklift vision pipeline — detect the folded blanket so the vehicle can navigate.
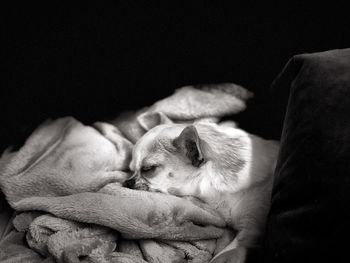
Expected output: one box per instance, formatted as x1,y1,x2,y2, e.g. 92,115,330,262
111,83,252,143
0,84,250,262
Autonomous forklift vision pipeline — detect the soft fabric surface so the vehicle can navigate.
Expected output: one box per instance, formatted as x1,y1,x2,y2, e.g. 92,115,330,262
261,48,350,263
0,84,249,263
111,83,250,144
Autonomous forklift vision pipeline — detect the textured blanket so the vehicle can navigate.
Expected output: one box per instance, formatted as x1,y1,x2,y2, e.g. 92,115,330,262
0,83,250,263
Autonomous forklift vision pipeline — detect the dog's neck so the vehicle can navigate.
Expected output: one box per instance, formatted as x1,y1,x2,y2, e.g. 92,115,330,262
186,134,278,225
196,170,273,224
198,133,277,190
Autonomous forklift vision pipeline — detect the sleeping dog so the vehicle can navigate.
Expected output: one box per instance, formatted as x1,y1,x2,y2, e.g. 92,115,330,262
128,112,279,263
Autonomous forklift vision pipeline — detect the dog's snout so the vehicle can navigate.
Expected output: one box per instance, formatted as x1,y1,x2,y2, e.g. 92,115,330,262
124,177,136,188
123,176,150,191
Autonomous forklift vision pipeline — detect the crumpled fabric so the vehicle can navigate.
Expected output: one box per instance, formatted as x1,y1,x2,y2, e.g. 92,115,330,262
111,83,251,143
0,83,249,262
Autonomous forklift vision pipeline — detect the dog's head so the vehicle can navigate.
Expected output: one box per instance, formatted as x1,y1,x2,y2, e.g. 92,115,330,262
128,112,274,199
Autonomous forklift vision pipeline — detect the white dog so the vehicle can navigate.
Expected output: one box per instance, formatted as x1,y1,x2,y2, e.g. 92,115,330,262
129,112,279,263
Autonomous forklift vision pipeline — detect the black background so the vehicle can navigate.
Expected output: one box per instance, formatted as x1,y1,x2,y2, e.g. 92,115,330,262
2,1,350,152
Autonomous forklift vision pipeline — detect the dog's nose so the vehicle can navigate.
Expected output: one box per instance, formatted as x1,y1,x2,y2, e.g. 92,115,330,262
124,177,136,188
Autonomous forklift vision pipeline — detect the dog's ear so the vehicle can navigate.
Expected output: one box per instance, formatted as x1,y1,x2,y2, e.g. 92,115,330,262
137,112,173,131
173,125,205,167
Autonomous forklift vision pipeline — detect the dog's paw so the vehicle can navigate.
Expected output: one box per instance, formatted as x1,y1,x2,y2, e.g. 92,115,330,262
211,247,247,263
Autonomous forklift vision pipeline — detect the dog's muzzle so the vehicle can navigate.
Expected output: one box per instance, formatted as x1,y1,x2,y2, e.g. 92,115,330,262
124,176,150,191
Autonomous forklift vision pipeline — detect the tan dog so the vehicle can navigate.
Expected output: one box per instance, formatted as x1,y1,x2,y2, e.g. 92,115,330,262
129,112,279,263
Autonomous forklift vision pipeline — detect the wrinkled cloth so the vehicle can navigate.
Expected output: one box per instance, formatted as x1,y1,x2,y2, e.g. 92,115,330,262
148,83,252,120
111,83,251,143
0,118,226,263
0,83,249,262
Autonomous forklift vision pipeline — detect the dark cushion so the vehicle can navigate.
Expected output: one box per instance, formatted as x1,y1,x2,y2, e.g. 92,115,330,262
261,49,350,262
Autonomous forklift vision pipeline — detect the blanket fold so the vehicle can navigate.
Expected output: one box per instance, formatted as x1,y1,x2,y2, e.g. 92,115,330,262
0,84,248,262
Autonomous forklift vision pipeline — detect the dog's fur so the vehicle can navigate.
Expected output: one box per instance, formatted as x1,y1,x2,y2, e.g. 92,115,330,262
129,112,279,263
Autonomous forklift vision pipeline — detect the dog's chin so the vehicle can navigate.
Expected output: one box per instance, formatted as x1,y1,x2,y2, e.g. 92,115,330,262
147,186,165,193
123,178,149,191
133,181,150,191
132,180,165,193
124,177,168,194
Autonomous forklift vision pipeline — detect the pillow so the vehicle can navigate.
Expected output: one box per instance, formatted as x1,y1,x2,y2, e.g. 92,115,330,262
261,48,350,262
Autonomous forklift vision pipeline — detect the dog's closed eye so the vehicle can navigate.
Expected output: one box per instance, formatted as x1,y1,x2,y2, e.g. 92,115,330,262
140,165,158,176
